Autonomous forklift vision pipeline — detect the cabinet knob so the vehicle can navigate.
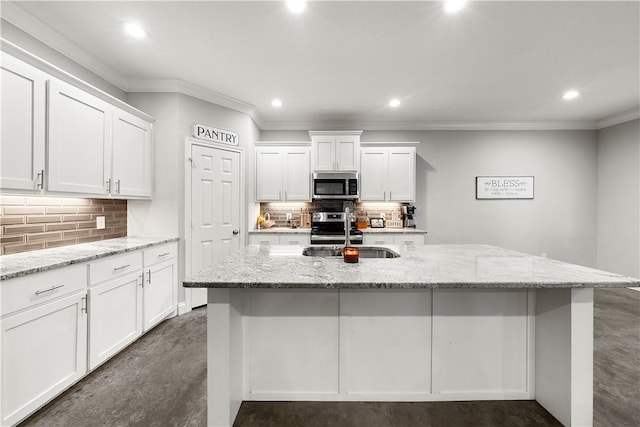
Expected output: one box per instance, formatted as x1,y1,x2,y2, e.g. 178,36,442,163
232,229,240,235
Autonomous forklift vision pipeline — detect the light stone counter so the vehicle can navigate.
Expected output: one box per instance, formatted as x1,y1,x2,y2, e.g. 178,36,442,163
183,243,639,289
248,228,311,234
1,236,179,280
360,227,427,234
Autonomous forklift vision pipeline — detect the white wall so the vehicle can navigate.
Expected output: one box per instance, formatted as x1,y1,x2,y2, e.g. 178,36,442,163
126,92,259,304
596,119,640,278
261,129,598,267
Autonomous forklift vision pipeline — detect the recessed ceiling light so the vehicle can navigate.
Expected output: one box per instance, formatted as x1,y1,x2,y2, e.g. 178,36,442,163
271,98,283,108
287,0,307,14
389,99,401,108
444,0,467,14
123,21,147,39
562,90,580,100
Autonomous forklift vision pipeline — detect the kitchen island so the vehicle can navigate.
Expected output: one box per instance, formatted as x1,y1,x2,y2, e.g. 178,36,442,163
183,244,640,427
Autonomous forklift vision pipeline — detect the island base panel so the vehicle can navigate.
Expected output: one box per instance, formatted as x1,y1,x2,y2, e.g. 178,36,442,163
535,288,594,427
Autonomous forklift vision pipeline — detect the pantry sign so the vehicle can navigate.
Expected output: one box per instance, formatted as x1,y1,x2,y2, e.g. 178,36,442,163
476,176,534,199
192,123,239,146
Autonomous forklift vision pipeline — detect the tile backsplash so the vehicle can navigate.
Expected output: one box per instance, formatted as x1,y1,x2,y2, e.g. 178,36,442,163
1,195,127,255
258,201,406,229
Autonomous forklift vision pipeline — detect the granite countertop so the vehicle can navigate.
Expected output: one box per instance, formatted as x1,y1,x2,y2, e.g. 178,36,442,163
248,228,426,234
249,228,311,234
1,236,179,280
360,228,427,234
183,244,640,290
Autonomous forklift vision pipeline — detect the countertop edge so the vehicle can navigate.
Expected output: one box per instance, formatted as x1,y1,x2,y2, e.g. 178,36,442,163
182,281,637,290
1,237,179,280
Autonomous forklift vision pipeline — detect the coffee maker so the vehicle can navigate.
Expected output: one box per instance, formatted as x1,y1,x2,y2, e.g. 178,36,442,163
402,205,416,228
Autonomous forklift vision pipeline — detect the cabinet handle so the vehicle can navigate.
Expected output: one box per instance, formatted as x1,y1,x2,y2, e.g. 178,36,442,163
147,269,152,284
140,273,145,287
35,284,64,295
106,179,112,193
116,179,121,194
284,190,287,200
336,160,339,170
114,264,131,271
36,170,44,189
389,191,392,200
81,295,88,314
158,252,171,257
383,191,386,200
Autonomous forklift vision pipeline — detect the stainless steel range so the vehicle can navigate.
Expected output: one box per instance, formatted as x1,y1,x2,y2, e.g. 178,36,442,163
310,211,363,245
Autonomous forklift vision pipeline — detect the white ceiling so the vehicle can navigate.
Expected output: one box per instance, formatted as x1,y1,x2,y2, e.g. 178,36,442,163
2,1,639,130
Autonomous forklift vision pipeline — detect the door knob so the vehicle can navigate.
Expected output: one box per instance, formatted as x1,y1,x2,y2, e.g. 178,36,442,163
232,229,240,235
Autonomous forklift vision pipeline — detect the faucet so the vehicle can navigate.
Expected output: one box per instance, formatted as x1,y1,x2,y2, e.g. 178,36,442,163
344,207,351,248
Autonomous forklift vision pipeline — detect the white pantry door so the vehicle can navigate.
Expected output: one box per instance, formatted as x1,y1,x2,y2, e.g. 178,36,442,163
190,144,241,308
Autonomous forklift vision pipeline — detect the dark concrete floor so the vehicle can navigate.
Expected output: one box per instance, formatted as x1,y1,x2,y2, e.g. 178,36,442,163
19,288,640,427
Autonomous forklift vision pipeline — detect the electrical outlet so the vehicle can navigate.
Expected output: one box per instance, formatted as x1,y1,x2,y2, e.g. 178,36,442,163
96,216,106,229
286,213,292,221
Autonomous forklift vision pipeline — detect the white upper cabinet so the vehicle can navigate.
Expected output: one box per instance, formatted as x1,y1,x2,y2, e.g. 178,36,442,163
48,79,112,195
255,146,310,202
309,131,362,171
0,52,47,191
360,146,416,202
112,110,153,197
0,52,153,198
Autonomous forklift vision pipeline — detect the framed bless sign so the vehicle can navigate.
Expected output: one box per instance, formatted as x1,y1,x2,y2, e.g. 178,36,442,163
476,176,534,199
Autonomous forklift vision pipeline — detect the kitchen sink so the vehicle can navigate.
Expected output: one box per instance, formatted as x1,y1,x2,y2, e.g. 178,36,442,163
302,246,400,258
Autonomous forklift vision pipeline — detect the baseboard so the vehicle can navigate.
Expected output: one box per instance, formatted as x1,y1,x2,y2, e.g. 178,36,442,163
178,301,192,315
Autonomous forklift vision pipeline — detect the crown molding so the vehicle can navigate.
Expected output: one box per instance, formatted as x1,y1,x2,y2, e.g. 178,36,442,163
597,108,640,129
1,2,128,89
126,78,263,127
264,120,600,131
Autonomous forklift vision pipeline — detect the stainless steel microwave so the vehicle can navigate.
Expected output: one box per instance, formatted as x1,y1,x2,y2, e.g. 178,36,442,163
312,172,359,200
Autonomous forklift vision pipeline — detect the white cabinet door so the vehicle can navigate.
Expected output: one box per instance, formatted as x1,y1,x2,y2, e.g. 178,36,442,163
387,147,416,202
360,146,416,202
256,147,310,202
310,132,361,171
1,292,87,426
335,135,359,171
112,109,152,198
360,148,387,201
88,272,143,370
256,148,284,201
48,79,111,195
143,258,177,331
284,148,310,201
0,53,46,191
312,136,335,171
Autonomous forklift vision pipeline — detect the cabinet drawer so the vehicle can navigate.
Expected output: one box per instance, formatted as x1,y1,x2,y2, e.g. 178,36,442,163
1,264,87,316
144,243,178,267
248,234,280,245
394,234,425,246
90,252,143,286
364,234,395,245
279,235,310,246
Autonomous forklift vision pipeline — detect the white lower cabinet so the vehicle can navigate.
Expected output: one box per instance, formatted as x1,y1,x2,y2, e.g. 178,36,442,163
363,232,425,246
248,233,310,246
1,266,87,427
87,244,177,370
143,249,177,331
88,271,143,370
1,242,178,426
